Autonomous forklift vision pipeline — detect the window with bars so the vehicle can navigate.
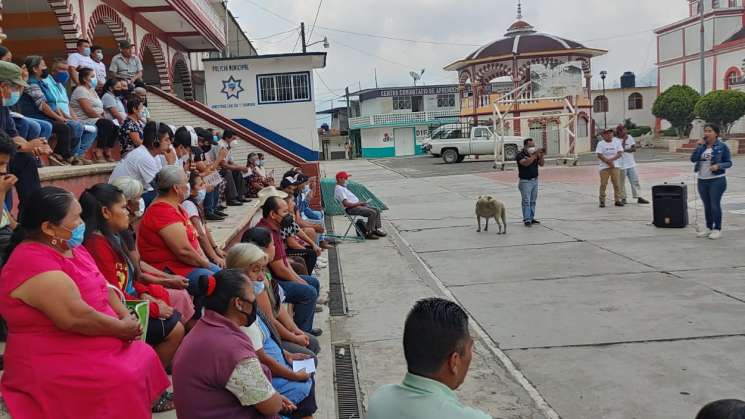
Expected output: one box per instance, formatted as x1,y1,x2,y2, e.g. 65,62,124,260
392,96,412,110
726,71,740,89
257,72,311,104
628,93,643,110
593,96,608,113
437,94,456,108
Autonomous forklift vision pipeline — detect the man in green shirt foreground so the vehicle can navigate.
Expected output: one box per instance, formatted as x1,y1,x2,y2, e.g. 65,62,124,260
367,298,491,419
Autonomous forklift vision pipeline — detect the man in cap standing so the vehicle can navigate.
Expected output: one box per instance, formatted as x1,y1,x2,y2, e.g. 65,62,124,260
596,128,624,208
109,40,143,85
334,171,385,240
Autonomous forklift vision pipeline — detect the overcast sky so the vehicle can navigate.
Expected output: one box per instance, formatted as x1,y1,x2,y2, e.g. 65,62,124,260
232,0,690,111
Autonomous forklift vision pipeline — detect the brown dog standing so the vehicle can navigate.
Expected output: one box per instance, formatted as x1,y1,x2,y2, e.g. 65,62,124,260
475,196,506,234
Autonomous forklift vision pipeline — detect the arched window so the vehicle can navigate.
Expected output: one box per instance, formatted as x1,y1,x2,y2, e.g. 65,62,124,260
725,69,741,89
628,93,643,110
593,96,608,113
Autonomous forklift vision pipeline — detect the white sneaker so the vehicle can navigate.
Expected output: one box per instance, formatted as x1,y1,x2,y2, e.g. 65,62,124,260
316,261,328,268
709,230,722,240
317,257,327,263
697,229,712,238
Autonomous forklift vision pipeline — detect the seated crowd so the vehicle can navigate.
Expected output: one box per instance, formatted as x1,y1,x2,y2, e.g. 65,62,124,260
0,51,328,415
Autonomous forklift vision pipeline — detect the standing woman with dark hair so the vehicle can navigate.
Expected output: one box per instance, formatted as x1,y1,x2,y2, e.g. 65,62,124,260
79,184,185,379
172,269,290,418
0,186,169,418
691,123,732,240
70,67,118,162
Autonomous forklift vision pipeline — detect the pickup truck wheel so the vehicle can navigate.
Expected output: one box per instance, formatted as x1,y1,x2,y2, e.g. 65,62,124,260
504,144,518,161
456,155,466,163
442,149,459,164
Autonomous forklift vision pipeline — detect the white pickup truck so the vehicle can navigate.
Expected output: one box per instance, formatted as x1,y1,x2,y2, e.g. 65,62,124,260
423,124,524,164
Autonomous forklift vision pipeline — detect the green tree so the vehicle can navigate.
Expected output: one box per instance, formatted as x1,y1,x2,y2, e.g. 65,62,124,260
652,85,700,138
694,89,745,135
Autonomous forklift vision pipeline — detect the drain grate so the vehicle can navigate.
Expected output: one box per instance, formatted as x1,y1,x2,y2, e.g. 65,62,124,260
326,217,348,316
333,344,364,419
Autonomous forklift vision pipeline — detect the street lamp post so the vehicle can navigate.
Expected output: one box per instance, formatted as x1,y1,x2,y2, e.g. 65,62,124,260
600,70,607,130
300,22,329,53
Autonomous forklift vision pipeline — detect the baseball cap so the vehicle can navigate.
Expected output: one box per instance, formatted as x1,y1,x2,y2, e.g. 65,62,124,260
118,40,134,49
0,61,28,88
602,128,614,134
336,171,351,180
258,186,288,207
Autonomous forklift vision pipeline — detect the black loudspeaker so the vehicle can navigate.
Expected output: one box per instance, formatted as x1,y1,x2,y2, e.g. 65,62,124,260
652,183,688,228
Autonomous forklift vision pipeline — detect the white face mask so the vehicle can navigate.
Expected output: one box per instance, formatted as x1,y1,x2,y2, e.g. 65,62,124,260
135,198,145,218
528,147,536,154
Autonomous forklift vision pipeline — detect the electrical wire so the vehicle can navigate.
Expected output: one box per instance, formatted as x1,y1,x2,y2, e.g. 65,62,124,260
307,0,324,42
244,0,295,24
252,27,298,41
315,71,341,96
332,38,416,70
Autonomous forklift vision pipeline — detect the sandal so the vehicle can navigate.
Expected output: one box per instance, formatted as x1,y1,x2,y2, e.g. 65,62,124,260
152,391,175,413
47,154,65,166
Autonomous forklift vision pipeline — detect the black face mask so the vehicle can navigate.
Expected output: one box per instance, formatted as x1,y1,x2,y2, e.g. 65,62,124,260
237,298,257,327
40,69,49,79
200,144,212,152
280,214,295,230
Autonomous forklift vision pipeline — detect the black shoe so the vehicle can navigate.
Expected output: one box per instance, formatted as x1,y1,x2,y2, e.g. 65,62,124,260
531,219,540,225
215,210,228,217
205,213,225,221
621,199,627,205
638,197,650,204
227,200,243,206
599,202,606,208
373,230,387,237
365,233,379,240
308,328,323,337
217,205,227,211
615,202,624,207
524,222,532,227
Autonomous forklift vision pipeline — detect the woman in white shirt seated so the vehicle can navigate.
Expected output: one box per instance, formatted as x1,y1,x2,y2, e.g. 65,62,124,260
69,68,118,163
182,171,226,268
109,121,173,207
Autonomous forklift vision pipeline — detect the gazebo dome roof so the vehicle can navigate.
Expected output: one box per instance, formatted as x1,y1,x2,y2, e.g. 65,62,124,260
465,20,587,61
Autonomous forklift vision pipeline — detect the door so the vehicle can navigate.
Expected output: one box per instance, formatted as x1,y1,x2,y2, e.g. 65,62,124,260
411,96,424,112
394,128,415,156
529,122,545,149
547,121,560,155
471,127,493,155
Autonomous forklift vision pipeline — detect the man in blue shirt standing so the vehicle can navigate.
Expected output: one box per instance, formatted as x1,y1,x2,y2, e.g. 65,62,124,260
367,298,491,419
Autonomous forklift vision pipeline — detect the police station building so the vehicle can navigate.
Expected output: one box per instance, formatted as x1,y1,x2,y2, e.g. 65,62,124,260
203,52,327,161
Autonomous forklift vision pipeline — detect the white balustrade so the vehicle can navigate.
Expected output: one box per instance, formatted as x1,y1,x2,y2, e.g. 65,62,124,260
348,110,459,128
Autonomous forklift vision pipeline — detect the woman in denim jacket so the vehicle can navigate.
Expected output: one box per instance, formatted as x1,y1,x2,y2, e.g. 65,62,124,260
691,123,732,239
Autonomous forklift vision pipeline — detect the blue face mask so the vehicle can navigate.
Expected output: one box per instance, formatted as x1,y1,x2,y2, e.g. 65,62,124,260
213,135,220,143
3,91,20,107
89,77,98,89
253,279,265,296
195,189,207,204
303,184,311,194
82,47,91,57
53,71,70,85
64,222,86,248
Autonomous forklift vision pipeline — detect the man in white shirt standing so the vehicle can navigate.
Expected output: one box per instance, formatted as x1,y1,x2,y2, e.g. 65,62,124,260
334,171,385,240
614,125,649,205
89,45,108,92
596,128,624,208
67,39,97,86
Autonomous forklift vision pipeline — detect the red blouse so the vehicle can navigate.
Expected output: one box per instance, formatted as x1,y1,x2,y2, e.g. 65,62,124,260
137,201,202,277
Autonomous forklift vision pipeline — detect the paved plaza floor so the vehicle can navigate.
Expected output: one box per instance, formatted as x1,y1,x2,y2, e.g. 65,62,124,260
324,150,745,419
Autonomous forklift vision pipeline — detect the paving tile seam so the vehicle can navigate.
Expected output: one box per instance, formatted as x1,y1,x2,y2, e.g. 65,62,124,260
442,269,666,287
502,332,745,352
415,240,582,255
331,337,401,346
384,218,561,419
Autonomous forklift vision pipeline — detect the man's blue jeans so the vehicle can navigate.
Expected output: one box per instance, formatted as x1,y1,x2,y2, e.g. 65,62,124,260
277,274,319,332
303,207,324,221
204,188,220,215
698,177,727,231
13,116,52,140
518,178,538,223
64,120,83,157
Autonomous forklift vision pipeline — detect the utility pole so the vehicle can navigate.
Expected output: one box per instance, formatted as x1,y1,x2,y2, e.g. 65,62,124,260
374,68,378,88
345,86,352,157
301,22,307,53
699,1,706,95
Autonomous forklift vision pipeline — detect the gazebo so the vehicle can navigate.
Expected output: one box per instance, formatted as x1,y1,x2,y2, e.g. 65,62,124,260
444,3,607,155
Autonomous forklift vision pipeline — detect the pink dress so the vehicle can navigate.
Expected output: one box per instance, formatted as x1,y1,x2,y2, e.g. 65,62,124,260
0,242,170,419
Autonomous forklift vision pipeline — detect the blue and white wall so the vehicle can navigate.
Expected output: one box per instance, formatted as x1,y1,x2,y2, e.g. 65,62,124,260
203,54,325,161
